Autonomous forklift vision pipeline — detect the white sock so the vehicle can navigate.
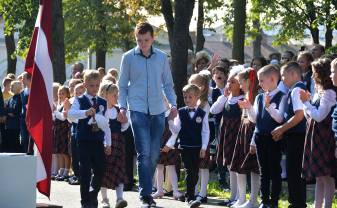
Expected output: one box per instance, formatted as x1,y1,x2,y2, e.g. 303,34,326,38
250,172,260,204
58,168,64,176
156,164,164,193
199,169,209,197
194,169,200,196
51,154,57,174
322,176,335,208
116,183,124,200
237,173,247,204
63,169,69,177
315,177,324,208
167,165,179,194
229,170,237,201
101,187,108,200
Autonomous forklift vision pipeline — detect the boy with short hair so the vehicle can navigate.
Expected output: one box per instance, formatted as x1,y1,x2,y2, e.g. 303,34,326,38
68,70,110,208
163,84,209,208
271,62,307,208
241,65,286,208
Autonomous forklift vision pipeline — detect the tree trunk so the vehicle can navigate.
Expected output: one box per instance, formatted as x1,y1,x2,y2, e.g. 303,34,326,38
96,49,106,69
232,0,246,64
252,19,262,58
196,0,205,52
161,0,175,52
309,27,320,44
4,30,16,75
95,0,107,69
52,0,66,84
325,26,333,49
171,0,195,107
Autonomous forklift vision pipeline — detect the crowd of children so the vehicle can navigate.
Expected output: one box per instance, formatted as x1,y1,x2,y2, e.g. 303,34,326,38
1,43,337,208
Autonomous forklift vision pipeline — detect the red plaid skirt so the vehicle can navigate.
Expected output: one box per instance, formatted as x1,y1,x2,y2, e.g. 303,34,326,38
53,119,70,154
158,126,180,165
302,117,336,181
230,121,259,174
218,117,242,166
101,133,128,188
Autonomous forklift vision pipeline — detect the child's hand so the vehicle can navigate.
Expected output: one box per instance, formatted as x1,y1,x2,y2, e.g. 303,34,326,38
104,146,111,155
224,86,230,97
238,99,251,109
85,107,96,117
271,126,284,141
265,93,271,108
168,110,176,121
161,145,171,153
169,107,178,119
200,149,206,158
117,114,128,123
299,89,311,102
62,111,68,118
249,145,256,154
63,98,71,111
210,53,221,68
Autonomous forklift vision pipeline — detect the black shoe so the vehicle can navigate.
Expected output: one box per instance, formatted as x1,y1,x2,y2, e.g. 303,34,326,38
140,196,152,208
188,200,201,208
164,190,173,196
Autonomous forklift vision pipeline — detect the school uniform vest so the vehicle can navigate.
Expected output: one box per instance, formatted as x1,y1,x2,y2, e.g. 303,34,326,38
5,94,21,130
178,107,206,148
76,95,107,141
211,88,223,124
284,82,306,133
222,100,242,119
255,91,284,135
109,106,121,134
302,70,312,92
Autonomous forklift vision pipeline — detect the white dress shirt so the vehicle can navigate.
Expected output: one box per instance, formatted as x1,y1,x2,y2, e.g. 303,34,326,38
304,89,336,122
210,95,245,115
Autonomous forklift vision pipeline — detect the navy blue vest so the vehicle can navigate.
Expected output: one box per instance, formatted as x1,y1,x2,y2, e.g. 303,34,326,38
255,91,284,134
5,94,22,130
178,107,206,148
222,99,242,119
284,82,306,133
302,70,312,92
109,106,121,134
211,88,223,124
76,95,107,141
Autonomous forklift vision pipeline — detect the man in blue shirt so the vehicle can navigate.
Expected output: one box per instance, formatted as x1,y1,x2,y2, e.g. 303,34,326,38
118,22,177,208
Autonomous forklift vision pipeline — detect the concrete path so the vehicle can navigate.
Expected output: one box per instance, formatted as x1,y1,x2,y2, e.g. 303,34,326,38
37,181,225,208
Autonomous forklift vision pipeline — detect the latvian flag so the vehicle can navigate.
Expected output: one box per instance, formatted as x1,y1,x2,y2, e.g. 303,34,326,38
25,0,53,197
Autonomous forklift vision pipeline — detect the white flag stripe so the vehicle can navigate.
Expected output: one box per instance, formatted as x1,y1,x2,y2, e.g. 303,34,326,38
34,27,54,109
34,5,43,28
34,144,47,182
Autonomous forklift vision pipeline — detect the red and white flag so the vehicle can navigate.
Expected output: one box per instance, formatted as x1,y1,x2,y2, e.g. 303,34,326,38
25,0,53,197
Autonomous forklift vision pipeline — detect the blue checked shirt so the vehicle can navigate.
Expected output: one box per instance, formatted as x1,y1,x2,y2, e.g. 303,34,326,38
118,46,177,115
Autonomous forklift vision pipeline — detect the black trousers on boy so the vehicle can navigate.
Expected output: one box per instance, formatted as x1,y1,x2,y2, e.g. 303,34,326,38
181,147,200,201
78,140,106,207
122,127,136,190
255,133,282,206
285,133,306,208
71,135,80,178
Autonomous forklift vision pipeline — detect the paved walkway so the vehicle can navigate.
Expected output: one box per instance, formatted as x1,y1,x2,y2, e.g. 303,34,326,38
37,181,224,208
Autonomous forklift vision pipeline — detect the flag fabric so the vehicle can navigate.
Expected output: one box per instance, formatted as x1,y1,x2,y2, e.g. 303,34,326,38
25,0,53,197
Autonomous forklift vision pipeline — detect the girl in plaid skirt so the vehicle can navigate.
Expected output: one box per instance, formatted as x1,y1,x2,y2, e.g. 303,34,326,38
210,68,244,206
189,73,211,203
53,86,71,181
99,82,129,208
299,58,336,208
152,107,184,201
232,68,260,208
